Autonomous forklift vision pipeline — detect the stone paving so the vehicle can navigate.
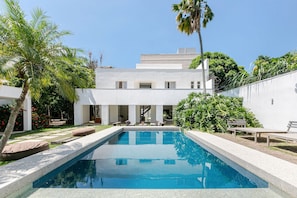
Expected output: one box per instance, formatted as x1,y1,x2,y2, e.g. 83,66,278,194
5,126,80,144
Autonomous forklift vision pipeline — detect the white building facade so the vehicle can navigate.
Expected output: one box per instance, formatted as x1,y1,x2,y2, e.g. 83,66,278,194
74,49,213,125
0,85,32,131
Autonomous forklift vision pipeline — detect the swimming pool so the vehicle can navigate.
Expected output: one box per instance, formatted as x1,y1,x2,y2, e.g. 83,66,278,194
33,131,267,189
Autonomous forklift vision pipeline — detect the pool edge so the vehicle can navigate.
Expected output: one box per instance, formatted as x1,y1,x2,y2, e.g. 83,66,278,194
186,130,296,198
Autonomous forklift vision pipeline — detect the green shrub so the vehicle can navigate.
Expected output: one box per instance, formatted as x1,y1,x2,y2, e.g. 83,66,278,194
174,93,262,132
0,104,23,132
0,105,50,132
32,107,50,130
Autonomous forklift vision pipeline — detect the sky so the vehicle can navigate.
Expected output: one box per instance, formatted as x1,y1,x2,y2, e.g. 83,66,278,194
1,0,297,72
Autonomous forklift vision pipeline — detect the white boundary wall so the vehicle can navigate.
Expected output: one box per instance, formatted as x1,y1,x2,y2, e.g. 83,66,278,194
220,70,297,131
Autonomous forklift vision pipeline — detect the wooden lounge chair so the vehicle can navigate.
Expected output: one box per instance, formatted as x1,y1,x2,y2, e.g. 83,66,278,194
227,119,246,133
227,119,287,142
267,121,297,146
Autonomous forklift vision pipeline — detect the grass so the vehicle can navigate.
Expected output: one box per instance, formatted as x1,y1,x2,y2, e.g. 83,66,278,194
8,125,76,140
0,124,112,166
0,160,11,166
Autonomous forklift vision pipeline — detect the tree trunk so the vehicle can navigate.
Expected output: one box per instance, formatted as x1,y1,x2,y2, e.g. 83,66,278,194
0,81,29,154
198,30,207,94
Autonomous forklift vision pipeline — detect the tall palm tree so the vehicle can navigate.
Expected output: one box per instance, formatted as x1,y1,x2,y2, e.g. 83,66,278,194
0,0,88,153
172,0,214,94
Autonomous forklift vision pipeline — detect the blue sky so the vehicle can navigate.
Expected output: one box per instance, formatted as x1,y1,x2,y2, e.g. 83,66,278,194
1,0,297,71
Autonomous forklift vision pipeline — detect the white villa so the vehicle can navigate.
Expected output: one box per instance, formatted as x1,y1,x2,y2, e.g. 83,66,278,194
74,48,213,126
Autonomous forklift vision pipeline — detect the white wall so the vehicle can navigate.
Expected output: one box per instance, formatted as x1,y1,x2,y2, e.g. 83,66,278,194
95,69,208,89
76,89,213,106
221,70,297,130
0,85,32,131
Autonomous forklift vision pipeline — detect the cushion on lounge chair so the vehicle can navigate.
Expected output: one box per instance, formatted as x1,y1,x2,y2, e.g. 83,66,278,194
1,140,49,161
72,127,95,136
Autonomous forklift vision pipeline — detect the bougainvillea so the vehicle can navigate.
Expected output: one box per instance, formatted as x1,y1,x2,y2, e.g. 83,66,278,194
0,105,50,131
31,109,50,130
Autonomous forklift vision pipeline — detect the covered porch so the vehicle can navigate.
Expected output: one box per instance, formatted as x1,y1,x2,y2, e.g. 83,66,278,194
74,104,175,126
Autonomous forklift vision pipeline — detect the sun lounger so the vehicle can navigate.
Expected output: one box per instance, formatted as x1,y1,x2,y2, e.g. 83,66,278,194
112,121,121,126
267,133,297,146
267,121,297,146
232,127,287,142
227,119,246,133
227,119,287,142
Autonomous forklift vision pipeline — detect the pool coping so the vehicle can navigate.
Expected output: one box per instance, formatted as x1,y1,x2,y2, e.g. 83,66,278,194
0,127,294,197
186,131,296,197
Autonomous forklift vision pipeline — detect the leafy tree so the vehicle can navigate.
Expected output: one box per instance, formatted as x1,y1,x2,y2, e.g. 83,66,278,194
0,0,89,153
174,93,261,132
32,63,94,123
252,52,297,81
172,0,214,94
190,52,249,91
228,51,297,88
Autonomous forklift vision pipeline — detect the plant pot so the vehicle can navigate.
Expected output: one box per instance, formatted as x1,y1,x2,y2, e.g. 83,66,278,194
95,117,101,123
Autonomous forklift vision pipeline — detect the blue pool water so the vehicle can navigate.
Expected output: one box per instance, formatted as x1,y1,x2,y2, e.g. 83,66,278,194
34,131,268,189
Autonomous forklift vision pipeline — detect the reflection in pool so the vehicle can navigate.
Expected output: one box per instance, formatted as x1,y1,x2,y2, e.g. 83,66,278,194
34,131,268,189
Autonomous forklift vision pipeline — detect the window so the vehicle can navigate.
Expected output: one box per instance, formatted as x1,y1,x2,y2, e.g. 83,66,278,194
116,81,127,89
197,81,201,89
191,81,194,89
116,159,127,165
165,81,176,89
139,83,152,89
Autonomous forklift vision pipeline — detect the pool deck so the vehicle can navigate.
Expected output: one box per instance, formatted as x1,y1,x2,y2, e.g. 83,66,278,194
0,126,296,198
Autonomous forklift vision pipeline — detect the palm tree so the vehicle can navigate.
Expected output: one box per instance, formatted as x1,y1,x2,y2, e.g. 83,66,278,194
0,0,88,154
172,0,214,94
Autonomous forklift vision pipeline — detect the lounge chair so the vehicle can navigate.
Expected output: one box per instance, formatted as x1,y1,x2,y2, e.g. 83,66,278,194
227,119,287,143
112,121,121,126
227,119,246,133
267,121,297,146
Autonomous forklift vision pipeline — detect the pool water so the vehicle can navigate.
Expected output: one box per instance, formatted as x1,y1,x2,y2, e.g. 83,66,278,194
34,131,268,189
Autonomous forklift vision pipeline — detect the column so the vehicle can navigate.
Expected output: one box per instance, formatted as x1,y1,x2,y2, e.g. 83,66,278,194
128,105,136,125
74,102,84,125
101,105,109,125
23,95,32,131
156,105,163,124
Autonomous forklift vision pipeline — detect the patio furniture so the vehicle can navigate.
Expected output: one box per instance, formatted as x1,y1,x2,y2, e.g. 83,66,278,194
227,119,287,142
1,140,49,161
232,127,287,143
112,121,121,126
227,119,246,133
267,121,297,146
72,127,95,136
